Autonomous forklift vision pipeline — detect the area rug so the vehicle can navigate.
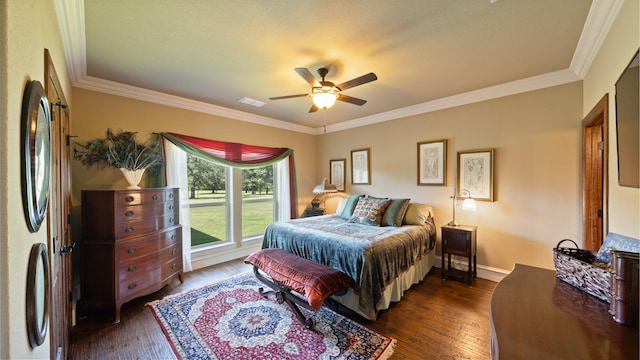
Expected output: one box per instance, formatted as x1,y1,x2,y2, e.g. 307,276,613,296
147,273,396,360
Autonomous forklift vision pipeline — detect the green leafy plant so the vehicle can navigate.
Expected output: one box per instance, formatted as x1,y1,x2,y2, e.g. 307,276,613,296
73,129,164,170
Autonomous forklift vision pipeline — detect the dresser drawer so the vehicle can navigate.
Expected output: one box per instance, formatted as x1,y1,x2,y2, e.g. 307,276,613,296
116,201,177,223
118,269,161,299
118,237,158,261
160,226,181,248
161,255,182,279
115,213,178,239
119,253,160,282
116,188,176,206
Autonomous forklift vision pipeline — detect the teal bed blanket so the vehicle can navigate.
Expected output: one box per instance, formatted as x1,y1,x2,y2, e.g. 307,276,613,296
262,214,436,320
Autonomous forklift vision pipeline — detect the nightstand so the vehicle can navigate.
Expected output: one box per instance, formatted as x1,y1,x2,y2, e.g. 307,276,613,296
441,225,477,285
302,208,325,217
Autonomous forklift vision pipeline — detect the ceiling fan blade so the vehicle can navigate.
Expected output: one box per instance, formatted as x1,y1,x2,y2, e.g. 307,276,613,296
295,68,319,86
308,104,319,113
336,72,377,91
269,94,309,100
337,94,367,106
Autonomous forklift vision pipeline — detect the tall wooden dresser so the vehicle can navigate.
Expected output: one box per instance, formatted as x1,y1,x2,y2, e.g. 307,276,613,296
81,187,183,323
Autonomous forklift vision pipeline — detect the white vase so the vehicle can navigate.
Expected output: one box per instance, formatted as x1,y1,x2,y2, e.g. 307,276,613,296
120,168,145,189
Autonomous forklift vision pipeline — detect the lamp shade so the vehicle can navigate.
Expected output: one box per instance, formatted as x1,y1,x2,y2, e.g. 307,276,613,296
462,198,477,211
448,188,476,226
312,92,338,109
313,178,338,194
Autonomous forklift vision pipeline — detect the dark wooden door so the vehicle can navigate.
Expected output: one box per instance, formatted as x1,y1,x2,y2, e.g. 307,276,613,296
45,49,72,360
582,94,608,252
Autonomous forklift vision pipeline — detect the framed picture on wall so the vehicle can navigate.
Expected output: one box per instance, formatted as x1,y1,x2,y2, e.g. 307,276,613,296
417,139,447,186
457,148,494,201
351,148,371,185
329,159,346,191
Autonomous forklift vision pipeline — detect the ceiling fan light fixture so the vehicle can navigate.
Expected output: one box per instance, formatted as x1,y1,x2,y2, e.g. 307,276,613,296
312,86,339,109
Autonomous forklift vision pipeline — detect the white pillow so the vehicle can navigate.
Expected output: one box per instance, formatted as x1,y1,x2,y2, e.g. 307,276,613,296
335,198,347,215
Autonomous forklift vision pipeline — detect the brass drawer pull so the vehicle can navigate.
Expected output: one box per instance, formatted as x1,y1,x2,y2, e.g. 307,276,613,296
169,217,174,224
127,247,137,254
125,226,134,233
171,248,177,255
125,196,134,203
169,204,174,210
171,234,176,240
171,264,177,270
128,264,137,272
168,193,174,199
128,282,137,290
152,194,159,200
124,210,134,217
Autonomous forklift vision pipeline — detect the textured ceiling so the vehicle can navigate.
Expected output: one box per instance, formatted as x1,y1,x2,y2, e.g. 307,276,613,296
80,0,593,129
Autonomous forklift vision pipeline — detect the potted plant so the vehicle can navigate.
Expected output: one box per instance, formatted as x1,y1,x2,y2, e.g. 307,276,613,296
73,129,164,189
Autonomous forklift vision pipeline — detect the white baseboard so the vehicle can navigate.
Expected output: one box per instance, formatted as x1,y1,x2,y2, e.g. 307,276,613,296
435,255,510,283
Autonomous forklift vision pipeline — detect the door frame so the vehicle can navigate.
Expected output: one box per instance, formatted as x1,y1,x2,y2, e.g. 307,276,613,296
581,94,609,251
45,49,72,360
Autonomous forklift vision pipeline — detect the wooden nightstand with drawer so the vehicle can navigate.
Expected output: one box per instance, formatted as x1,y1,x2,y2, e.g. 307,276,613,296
302,208,325,217
441,225,477,286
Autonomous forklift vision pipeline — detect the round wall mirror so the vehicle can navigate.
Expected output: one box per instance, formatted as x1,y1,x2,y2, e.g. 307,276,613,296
21,80,51,233
26,243,50,348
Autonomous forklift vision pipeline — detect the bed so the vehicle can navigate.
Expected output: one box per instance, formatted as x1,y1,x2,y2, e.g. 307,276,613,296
261,195,437,320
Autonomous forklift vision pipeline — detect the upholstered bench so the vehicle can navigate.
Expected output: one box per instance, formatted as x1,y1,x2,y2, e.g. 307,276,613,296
244,248,354,329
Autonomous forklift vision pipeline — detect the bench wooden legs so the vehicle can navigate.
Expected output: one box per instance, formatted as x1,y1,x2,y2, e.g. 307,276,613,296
253,266,315,329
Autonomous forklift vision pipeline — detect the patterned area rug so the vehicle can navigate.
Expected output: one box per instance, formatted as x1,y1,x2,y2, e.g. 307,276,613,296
147,273,396,360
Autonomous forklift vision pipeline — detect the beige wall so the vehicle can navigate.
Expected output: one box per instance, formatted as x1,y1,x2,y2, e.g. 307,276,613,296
583,0,639,239
70,88,317,217
317,82,583,272
1,1,637,357
1,0,72,358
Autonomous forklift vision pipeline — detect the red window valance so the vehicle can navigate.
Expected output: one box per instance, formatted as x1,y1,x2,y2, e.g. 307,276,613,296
159,132,297,217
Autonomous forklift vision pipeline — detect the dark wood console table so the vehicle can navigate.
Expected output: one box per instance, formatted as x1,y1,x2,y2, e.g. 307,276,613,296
490,264,638,359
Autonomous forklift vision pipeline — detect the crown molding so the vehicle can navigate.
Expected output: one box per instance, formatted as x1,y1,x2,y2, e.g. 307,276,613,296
323,69,581,134
75,76,317,135
54,0,86,84
55,0,617,135
570,0,625,78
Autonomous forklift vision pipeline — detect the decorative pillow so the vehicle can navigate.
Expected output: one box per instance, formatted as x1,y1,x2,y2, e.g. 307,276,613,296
349,197,391,226
595,232,640,265
381,198,411,227
340,194,364,220
335,198,347,215
403,203,434,225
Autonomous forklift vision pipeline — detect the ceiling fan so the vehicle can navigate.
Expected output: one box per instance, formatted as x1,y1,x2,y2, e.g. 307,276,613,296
270,67,377,113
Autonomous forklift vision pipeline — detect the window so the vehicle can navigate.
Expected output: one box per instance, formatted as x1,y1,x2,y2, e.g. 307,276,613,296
160,132,295,270
241,167,274,239
186,154,275,248
187,155,227,247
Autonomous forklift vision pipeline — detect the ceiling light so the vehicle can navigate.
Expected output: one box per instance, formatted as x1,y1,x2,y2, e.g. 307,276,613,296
312,84,339,109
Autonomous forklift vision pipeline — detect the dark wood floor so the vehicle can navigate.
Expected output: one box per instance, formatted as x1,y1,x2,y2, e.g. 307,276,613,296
69,259,497,360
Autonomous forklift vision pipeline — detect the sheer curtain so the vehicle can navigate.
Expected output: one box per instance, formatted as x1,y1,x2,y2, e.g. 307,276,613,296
162,139,193,271
160,133,297,271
